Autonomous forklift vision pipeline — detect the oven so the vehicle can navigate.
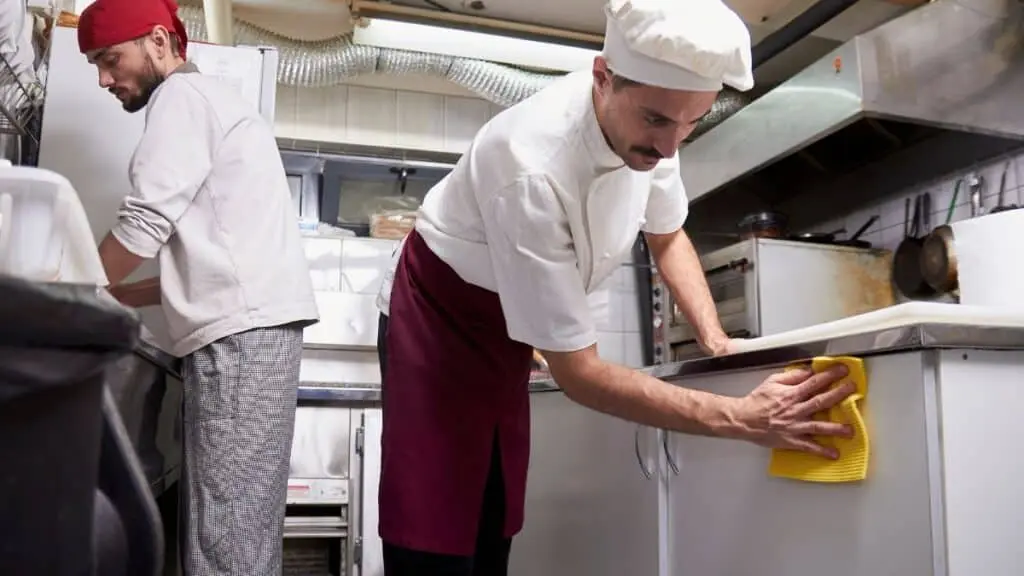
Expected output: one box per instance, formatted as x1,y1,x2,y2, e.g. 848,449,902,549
283,403,356,576
651,238,896,363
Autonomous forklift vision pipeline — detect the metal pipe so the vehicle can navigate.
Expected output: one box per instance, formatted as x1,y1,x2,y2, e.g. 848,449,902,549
751,0,861,69
201,0,234,45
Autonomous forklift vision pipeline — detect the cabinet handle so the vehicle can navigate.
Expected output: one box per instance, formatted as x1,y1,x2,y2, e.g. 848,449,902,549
663,432,680,476
634,425,653,480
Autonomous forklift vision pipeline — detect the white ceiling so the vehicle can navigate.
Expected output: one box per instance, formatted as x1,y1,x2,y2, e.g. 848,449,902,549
187,0,918,87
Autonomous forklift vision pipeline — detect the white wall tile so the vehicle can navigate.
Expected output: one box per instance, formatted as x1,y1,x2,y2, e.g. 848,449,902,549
346,86,399,148
277,78,504,154
588,288,613,331
596,332,626,365
300,348,380,384
303,237,343,292
341,237,398,296
610,286,641,332
274,83,298,137
623,333,644,368
294,85,344,143
396,91,446,150
444,96,493,152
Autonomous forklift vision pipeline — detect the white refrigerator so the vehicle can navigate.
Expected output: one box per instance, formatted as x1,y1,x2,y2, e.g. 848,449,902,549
37,25,279,350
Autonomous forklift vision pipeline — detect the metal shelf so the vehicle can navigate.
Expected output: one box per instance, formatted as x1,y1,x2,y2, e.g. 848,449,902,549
0,14,50,165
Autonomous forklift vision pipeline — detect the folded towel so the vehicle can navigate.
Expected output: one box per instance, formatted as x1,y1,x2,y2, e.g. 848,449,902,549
768,356,870,483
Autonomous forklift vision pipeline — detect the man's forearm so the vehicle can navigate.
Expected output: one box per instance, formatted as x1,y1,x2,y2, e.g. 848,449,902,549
645,229,726,351
111,277,161,308
545,348,745,438
99,232,146,286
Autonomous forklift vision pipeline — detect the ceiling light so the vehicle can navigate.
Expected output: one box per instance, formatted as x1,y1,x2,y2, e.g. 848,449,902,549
352,18,600,74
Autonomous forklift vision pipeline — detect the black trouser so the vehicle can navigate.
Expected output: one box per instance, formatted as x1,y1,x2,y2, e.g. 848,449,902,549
377,314,513,575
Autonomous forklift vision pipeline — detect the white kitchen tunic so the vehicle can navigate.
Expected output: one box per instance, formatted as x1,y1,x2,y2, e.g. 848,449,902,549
377,70,688,353
113,68,318,357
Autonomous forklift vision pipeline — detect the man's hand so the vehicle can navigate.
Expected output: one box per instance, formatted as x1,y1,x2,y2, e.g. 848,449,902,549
646,230,731,358
107,277,161,308
730,364,855,459
700,333,733,357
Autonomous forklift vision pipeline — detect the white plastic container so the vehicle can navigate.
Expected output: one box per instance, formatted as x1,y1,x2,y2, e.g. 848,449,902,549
951,208,1024,310
0,162,107,284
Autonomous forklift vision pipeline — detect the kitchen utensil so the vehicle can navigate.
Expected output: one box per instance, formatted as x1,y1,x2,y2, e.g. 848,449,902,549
892,194,936,299
738,211,788,239
790,227,846,243
834,215,878,248
966,172,985,217
920,192,931,230
989,162,1020,214
921,225,956,292
789,215,877,248
921,180,962,293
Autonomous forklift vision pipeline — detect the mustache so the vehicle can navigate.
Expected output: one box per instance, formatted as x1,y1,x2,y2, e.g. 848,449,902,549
631,146,665,159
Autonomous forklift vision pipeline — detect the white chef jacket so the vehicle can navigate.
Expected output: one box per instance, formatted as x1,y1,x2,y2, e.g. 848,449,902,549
377,71,688,353
113,67,319,357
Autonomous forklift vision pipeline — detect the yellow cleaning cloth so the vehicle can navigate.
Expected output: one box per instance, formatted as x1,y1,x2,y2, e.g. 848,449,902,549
768,356,870,483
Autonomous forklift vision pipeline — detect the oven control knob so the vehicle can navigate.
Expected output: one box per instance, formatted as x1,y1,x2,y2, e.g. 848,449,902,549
655,345,663,356
652,286,661,297
653,302,661,312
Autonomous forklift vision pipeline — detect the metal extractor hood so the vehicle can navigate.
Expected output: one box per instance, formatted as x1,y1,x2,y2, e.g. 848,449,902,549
680,0,1024,207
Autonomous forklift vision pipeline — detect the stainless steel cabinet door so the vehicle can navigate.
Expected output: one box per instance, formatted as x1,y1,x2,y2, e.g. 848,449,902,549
665,355,936,576
510,391,661,576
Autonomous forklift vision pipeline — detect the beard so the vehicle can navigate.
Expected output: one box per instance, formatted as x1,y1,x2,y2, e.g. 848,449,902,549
119,55,165,113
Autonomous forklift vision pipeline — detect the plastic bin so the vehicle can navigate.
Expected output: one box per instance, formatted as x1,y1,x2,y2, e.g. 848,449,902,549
0,162,106,284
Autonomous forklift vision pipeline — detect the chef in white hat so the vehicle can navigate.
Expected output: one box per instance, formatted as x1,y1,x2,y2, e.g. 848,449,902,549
374,0,856,574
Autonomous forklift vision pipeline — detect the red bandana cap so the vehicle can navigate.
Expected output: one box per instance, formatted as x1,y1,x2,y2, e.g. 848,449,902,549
78,0,189,57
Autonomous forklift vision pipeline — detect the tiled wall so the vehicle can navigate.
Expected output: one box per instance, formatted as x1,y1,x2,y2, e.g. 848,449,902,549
590,267,646,368
799,149,1024,253
298,236,399,386
283,76,647,369
275,78,504,155
298,234,647,376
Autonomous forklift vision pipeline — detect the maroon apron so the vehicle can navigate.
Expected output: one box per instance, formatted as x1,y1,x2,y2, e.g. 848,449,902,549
379,229,534,556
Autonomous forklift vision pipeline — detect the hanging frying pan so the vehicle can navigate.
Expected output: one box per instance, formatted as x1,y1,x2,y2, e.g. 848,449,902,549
921,179,962,293
892,194,936,299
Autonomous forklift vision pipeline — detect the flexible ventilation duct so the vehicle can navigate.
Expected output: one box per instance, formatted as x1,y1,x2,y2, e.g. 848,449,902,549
177,5,747,129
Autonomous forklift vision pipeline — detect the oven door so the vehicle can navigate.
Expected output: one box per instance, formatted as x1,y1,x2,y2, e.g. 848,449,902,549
663,256,754,344
283,513,348,576
285,403,353,575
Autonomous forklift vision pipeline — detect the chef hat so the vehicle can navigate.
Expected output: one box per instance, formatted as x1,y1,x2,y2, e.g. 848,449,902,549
78,0,189,57
601,0,754,92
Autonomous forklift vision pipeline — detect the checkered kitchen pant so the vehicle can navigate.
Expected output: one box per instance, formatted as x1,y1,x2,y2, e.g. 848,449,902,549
179,324,303,576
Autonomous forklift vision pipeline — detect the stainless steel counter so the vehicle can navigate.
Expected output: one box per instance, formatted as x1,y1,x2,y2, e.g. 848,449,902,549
128,318,1024,406
298,384,382,402
528,322,1024,392
295,379,564,402
656,322,1024,382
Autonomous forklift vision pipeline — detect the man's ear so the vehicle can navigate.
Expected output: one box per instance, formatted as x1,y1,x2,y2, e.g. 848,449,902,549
149,25,174,57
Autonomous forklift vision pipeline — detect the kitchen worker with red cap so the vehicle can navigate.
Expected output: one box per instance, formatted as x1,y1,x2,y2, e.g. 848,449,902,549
374,0,857,573
77,0,319,574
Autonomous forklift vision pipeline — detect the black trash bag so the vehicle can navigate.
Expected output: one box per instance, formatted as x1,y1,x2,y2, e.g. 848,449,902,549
0,275,163,576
